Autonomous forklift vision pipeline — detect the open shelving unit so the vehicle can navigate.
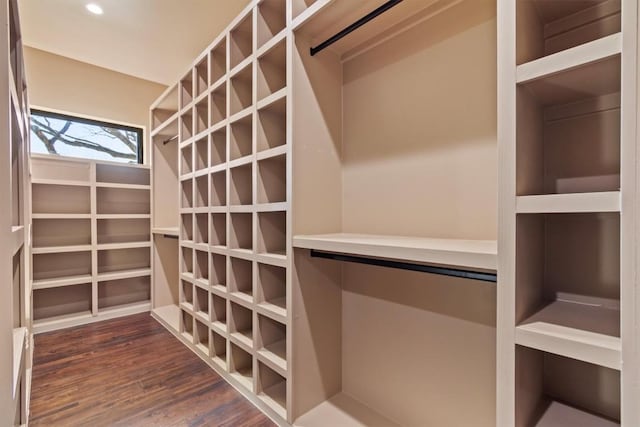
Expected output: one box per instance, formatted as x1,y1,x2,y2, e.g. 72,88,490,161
30,156,152,333
498,0,638,425
150,1,291,424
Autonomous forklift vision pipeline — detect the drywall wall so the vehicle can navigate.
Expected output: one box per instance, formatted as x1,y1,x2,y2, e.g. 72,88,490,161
340,1,498,425
24,47,166,164
342,0,498,241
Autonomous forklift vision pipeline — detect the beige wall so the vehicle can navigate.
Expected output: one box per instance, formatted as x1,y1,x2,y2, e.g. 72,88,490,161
23,46,167,164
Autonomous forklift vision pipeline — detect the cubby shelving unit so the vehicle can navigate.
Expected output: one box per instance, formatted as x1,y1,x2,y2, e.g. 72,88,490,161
150,1,291,424
2,0,32,423
498,0,638,426
30,156,152,333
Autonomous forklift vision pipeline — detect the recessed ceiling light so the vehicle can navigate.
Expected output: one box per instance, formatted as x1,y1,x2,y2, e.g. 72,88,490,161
86,3,103,15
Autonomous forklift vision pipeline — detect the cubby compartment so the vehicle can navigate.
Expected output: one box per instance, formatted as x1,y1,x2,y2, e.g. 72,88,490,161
230,213,253,252
257,315,286,370
257,154,286,204
257,211,286,257
181,213,194,242
210,293,227,329
97,218,150,244
257,96,286,152
230,257,253,302
516,0,621,64
211,329,227,368
181,246,194,276
292,0,317,19
33,284,92,321
181,279,194,310
32,184,90,214
96,164,150,186
195,213,208,245
257,263,286,318
30,156,91,183
33,218,91,248
195,98,208,135
97,276,150,311
194,319,210,355
515,346,620,426
516,58,620,196
230,164,252,205
257,0,286,48
211,213,227,247
195,249,209,284
180,110,194,141
210,170,227,206
230,301,253,348
181,310,194,341
230,12,253,69
151,85,179,130
211,128,227,166
211,84,227,126
230,114,253,160
230,64,253,115
230,342,253,390
181,179,193,209
32,251,91,281
516,213,620,343
181,143,193,175
194,136,208,172
210,38,227,84
195,175,209,207
195,56,208,97
97,247,150,275
97,187,150,215
195,285,209,319
257,362,286,418
210,253,227,290
257,40,286,100
180,72,194,108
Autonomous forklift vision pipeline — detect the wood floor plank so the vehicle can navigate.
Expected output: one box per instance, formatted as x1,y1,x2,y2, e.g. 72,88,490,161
30,313,276,427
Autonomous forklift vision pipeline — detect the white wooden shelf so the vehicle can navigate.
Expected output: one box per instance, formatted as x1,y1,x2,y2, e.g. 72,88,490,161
293,233,497,271
516,300,621,370
96,214,151,220
32,244,92,254
295,393,400,427
152,227,179,236
516,33,621,84
96,268,151,282
151,304,180,333
33,311,93,334
12,327,26,396
95,182,151,190
535,401,620,427
97,241,152,251
12,225,24,255
97,301,151,317
31,178,91,187
258,340,287,374
516,192,621,214
32,274,93,290
31,213,91,219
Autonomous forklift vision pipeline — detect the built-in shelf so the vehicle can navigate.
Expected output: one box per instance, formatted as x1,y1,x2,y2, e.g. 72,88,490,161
516,300,621,370
295,393,400,427
535,401,620,427
516,192,621,214
96,268,151,282
152,227,179,236
516,33,621,84
294,233,497,271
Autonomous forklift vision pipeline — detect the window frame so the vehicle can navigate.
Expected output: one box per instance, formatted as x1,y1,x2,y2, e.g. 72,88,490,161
30,108,144,164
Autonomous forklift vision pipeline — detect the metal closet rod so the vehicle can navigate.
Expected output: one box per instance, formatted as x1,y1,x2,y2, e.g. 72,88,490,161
163,135,178,145
310,250,497,283
163,234,179,239
310,0,404,56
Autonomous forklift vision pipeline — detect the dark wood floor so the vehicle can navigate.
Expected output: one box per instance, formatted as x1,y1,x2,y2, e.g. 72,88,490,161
30,313,276,427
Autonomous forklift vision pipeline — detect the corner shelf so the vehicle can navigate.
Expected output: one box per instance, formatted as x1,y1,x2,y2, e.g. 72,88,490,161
293,233,497,271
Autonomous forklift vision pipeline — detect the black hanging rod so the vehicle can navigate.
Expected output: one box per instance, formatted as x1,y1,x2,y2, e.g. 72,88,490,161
310,250,497,283
163,234,179,239
163,135,179,145
310,0,404,56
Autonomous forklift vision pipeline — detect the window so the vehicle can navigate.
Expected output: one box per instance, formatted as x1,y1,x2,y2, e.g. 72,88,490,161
29,109,143,164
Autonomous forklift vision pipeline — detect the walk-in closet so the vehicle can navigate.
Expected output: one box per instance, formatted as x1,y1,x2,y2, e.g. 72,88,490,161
1,0,639,426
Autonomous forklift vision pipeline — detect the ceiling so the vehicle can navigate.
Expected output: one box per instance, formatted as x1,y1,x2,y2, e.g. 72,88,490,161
18,0,251,85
